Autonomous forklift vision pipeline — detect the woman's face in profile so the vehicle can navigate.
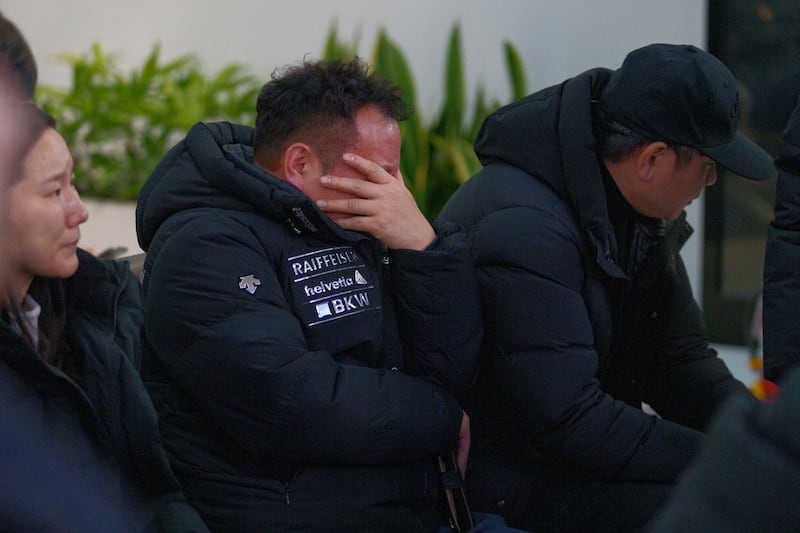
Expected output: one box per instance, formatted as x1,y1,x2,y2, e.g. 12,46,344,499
2,127,88,293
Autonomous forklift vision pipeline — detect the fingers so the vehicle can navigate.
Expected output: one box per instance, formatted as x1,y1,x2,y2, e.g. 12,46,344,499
456,446,469,478
318,152,406,199
314,152,433,250
318,174,379,200
315,196,370,216
341,152,396,183
456,411,471,477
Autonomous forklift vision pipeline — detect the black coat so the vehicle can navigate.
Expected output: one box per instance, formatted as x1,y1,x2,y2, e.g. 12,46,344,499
440,69,746,483
0,250,206,532
136,122,482,531
648,365,800,532
763,98,800,383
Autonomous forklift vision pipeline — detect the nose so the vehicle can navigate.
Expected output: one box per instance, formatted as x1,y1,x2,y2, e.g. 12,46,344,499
64,186,89,227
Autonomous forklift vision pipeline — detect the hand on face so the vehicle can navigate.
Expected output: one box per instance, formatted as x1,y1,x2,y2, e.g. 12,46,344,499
315,153,435,250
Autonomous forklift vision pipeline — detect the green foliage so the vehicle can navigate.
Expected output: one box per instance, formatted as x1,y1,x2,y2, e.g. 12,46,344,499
324,23,527,217
35,26,528,210
36,43,261,200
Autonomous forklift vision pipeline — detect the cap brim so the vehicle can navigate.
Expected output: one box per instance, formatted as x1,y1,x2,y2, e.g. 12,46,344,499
702,132,776,181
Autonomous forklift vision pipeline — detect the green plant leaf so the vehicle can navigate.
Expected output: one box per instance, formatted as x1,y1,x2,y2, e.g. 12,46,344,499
434,24,465,136
504,41,528,101
36,23,529,209
37,41,262,200
370,29,430,207
322,21,360,61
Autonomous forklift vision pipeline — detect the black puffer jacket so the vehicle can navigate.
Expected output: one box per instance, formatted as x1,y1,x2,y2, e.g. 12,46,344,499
648,365,800,532
0,250,206,532
136,122,481,532
440,69,746,482
763,97,800,383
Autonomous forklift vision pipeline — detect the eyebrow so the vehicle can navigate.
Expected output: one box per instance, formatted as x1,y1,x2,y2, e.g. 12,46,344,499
40,170,69,187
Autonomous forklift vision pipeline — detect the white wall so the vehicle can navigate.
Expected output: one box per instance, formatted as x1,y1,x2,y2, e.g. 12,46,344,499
1,0,707,299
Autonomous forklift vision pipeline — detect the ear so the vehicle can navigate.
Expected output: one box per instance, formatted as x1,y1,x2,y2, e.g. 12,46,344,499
282,142,318,192
635,141,669,183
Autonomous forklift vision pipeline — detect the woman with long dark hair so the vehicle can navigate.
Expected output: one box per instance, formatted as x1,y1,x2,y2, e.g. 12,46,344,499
0,105,206,532
0,10,205,529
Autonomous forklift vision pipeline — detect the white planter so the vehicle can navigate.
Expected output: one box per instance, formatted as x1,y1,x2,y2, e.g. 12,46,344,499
80,198,142,258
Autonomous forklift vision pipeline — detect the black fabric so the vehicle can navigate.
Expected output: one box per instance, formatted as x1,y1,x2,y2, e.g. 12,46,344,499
0,251,206,532
136,121,482,531
763,95,800,383
648,366,800,532
599,43,774,181
440,69,747,532
464,455,672,533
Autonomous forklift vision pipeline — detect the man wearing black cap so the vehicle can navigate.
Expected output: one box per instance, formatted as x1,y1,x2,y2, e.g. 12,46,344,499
439,43,775,532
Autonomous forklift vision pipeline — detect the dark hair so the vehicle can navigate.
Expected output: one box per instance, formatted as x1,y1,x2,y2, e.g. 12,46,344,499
253,58,410,171
7,277,79,380
0,14,77,379
594,107,698,167
2,105,57,186
0,11,37,99
2,115,78,380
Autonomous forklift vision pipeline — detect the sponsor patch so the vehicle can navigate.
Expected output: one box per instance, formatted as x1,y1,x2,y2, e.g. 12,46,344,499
289,246,380,326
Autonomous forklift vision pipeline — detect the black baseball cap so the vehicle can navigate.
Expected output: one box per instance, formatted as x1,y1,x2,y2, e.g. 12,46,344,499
599,43,775,181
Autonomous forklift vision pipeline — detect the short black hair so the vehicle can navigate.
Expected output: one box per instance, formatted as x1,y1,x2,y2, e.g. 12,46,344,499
254,58,410,171
594,106,698,167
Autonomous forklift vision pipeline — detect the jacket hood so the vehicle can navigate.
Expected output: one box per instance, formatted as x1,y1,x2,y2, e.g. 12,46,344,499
473,68,626,276
474,69,610,198
136,121,344,252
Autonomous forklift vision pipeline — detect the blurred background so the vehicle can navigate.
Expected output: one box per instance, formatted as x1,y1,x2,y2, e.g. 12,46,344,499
2,0,707,263
4,0,797,383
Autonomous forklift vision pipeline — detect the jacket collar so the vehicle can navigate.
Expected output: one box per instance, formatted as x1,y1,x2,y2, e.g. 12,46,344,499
137,121,370,250
556,69,627,279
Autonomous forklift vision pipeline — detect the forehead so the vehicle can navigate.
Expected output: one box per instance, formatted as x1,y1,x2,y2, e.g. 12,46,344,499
350,106,401,165
21,128,70,176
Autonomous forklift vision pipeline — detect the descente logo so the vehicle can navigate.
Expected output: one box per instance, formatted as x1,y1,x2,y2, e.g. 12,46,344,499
238,274,261,294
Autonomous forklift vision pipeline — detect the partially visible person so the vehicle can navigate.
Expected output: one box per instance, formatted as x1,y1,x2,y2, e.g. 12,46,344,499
647,364,800,532
0,7,41,342
0,10,36,100
137,58,524,532
440,43,775,532
763,93,800,384
0,10,39,191
0,100,111,533
0,113,207,532
0,17,98,530
0,12,206,530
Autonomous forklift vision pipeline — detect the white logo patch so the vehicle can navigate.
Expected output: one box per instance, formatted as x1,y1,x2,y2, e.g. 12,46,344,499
315,302,332,318
288,246,380,326
238,274,262,294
